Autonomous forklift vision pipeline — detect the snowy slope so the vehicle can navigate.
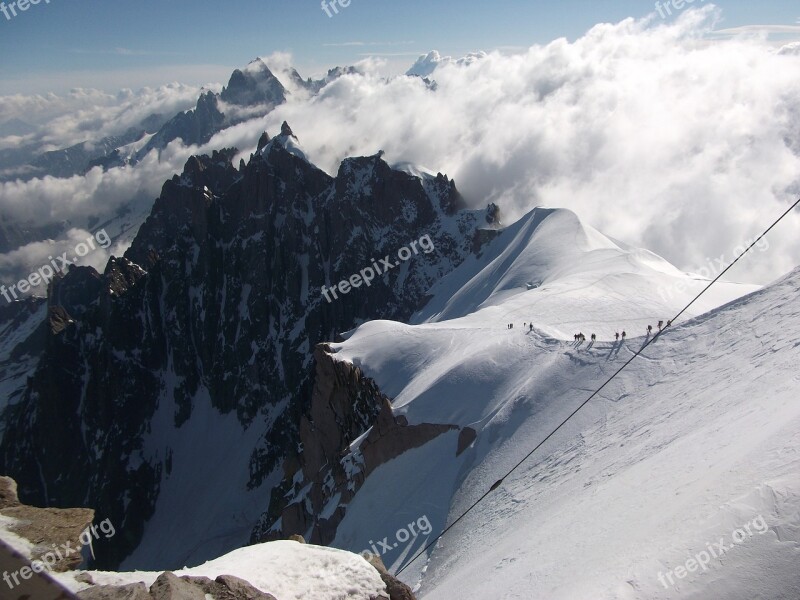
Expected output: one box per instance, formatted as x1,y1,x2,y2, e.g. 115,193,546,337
413,207,760,338
324,209,800,599
57,541,386,600
120,382,273,570
0,300,45,413
406,51,487,77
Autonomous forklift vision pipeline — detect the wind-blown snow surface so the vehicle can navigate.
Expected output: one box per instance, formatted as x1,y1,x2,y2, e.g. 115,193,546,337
328,209,800,599
57,541,386,600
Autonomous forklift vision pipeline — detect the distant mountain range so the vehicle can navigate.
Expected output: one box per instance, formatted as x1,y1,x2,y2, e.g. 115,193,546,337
0,59,357,184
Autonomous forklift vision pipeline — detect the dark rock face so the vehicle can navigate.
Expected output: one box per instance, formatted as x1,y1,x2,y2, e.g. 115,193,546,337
220,59,286,108
137,92,227,161
457,427,478,456
0,126,495,569
137,60,286,163
253,344,460,547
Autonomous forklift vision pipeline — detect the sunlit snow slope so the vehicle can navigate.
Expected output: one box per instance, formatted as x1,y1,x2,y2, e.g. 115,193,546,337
328,208,800,599
57,541,386,600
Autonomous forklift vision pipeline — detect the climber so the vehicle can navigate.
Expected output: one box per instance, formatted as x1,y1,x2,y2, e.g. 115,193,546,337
615,332,619,341
647,324,653,335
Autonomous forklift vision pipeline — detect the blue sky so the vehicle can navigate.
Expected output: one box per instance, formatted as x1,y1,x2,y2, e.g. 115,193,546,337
0,0,798,94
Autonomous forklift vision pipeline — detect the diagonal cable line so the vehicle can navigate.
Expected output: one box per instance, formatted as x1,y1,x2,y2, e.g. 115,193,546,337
394,196,800,577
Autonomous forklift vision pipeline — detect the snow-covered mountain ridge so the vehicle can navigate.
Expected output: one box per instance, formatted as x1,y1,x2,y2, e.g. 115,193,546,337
317,208,800,598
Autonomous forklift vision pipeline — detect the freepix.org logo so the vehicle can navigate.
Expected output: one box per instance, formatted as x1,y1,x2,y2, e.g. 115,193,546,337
359,515,433,558
3,518,116,591
1,0,51,22
1,228,112,304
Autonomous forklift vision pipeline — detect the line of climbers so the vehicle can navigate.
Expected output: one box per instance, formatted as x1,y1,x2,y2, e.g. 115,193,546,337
511,320,673,340
572,319,672,342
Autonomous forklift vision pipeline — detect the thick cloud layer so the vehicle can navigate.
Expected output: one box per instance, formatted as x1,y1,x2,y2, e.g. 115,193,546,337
2,7,800,291
0,84,209,153
255,7,800,285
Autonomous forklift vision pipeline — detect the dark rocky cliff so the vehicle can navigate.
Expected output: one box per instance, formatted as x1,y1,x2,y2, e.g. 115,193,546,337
0,125,497,569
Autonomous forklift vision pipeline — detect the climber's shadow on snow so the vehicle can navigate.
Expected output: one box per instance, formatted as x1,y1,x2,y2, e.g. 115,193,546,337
606,341,623,360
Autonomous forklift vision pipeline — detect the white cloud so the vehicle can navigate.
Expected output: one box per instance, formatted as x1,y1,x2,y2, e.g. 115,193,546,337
245,7,800,285
0,83,212,151
712,24,800,35
4,6,800,289
0,151,179,223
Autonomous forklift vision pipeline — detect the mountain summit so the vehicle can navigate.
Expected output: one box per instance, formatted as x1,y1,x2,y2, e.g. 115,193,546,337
220,58,287,107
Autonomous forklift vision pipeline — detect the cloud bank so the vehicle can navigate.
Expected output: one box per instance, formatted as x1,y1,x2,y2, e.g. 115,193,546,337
255,7,800,285
2,6,800,290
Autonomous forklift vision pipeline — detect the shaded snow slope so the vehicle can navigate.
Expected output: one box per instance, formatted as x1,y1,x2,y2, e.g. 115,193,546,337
329,241,800,598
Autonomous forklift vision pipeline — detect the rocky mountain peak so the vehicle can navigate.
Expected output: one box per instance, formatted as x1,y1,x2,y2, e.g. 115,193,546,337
280,121,297,140
220,59,287,108
0,126,497,570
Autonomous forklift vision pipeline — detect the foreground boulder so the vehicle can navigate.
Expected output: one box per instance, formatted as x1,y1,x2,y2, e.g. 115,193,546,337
76,572,278,600
364,554,416,600
0,475,94,571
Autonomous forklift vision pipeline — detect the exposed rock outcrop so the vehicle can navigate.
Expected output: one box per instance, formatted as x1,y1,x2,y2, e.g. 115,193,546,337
0,476,94,572
364,554,416,600
254,344,460,547
457,427,478,456
75,572,277,600
77,582,150,600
